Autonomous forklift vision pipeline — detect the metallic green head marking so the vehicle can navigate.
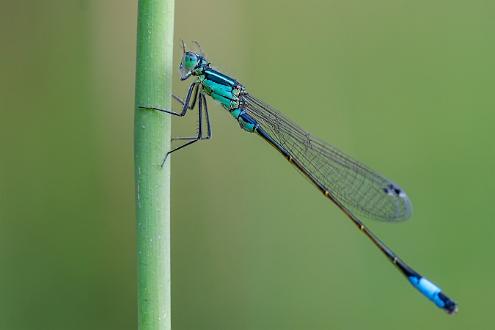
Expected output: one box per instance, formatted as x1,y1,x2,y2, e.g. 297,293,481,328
183,52,198,70
179,41,207,81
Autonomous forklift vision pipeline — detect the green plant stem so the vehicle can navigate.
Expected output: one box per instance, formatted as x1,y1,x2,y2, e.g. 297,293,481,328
135,0,174,329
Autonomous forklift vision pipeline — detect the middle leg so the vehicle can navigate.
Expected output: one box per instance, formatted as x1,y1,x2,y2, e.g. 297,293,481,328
161,93,212,166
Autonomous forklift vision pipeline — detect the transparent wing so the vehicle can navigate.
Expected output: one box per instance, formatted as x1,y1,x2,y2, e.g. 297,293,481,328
243,94,412,222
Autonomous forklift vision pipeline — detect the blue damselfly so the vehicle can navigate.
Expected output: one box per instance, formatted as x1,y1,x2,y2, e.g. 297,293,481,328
140,42,457,314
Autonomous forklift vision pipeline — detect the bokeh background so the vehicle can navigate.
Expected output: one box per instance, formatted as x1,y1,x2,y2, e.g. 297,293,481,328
1,0,494,329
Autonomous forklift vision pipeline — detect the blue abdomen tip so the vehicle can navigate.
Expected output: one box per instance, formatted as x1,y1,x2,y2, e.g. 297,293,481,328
409,276,457,314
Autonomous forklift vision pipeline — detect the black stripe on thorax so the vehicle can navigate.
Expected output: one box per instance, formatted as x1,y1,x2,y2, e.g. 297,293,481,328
203,68,239,87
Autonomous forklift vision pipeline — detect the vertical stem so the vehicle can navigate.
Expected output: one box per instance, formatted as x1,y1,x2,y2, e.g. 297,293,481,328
135,1,174,329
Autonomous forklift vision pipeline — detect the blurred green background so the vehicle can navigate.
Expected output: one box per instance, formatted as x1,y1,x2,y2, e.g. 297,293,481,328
1,0,493,329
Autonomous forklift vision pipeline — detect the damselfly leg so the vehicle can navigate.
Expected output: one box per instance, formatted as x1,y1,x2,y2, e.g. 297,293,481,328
138,82,212,165
139,82,199,116
161,93,211,166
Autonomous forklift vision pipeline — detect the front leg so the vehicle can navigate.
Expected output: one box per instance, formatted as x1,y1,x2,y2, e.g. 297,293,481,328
138,82,199,117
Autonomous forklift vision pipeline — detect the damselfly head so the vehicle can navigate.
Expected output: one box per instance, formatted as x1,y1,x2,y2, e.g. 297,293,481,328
179,41,206,80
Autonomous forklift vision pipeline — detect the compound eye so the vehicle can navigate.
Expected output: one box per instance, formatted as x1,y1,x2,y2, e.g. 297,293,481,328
183,53,198,70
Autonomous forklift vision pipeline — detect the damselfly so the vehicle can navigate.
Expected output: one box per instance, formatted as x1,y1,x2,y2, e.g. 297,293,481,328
140,41,458,314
